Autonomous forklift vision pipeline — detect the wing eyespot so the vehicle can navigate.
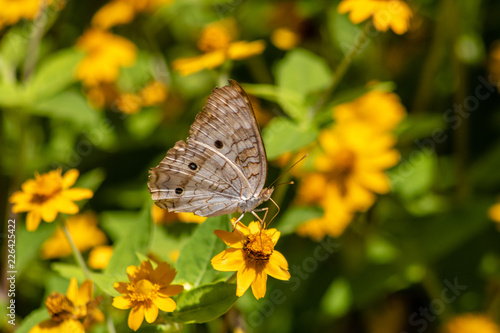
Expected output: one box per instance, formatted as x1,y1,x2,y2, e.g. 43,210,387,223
214,140,223,149
188,162,198,170
175,188,183,195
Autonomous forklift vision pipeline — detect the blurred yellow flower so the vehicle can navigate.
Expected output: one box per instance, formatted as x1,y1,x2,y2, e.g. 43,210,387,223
113,260,183,331
76,28,137,86
10,169,93,232
271,27,300,50
91,0,172,29
172,20,265,76
88,245,114,270
41,212,107,259
0,0,62,28
91,1,135,29
441,314,500,333
151,204,177,225
152,205,207,224
296,123,400,238
212,220,290,299
140,81,168,107
115,93,142,114
29,278,104,333
488,199,500,232
488,40,500,93
338,0,412,35
333,90,406,131
177,212,207,224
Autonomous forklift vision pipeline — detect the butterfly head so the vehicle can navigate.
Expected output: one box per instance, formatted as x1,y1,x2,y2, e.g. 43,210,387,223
260,187,274,201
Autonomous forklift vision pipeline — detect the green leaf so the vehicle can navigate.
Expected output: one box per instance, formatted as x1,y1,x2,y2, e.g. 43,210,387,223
74,167,106,195
175,216,230,287
92,272,122,296
125,108,162,140
51,263,86,281
263,117,319,160
174,282,238,324
16,222,57,275
0,82,26,108
104,203,152,276
321,277,352,317
275,48,332,105
0,26,30,70
28,90,99,126
100,210,142,241
15,308,49,333
25,49,84,101
243,83,308,121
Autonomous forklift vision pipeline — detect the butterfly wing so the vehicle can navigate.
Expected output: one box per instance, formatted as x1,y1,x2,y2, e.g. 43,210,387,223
148,80,268,217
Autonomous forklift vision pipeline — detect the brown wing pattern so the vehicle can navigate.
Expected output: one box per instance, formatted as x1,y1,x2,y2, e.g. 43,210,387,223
148,80,268,217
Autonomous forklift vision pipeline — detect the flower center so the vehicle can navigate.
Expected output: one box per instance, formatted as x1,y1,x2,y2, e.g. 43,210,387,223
330,149,356,196
243,232,274,262
130,279,159,302
30,173,63,204
197,23,232,52
45,292,76,322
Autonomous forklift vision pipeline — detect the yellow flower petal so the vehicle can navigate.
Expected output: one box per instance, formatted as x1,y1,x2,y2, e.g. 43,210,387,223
26,210,42,231
66,278,79,304
211,248,245,272
113,296,133,309
62,169,79,188
214,229,245,248
143,301,159,323
114,282,129,294
236,263,256,297
62,188,94,201
128,304,145,331
251,267,267,299
266,252,291,281
76,280,93,306
159,284,184,297
153,295,177,312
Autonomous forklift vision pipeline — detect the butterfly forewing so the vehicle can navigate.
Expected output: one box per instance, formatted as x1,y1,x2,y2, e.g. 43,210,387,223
148,80,269,217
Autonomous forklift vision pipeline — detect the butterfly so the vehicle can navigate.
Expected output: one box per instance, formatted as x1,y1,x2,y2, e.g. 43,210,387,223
148,80,275,224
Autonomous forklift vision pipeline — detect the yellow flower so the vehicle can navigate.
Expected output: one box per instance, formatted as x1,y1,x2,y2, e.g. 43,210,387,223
333,90,406,132
211,220,290,299
76,29,137,87
0,0,62,28
91,1,136,29
338,0,412,35
140,81,168,107
10,169,93,232
112,260,184,331
172,20,265,76
115,93,142,114
88,245,114,270
29,278,104,333
177,212,207,224
296,123,400,238
271,28,300,50
91,0,172,29
489,200,500,231
441,314,500,333
488,40,500,93
41,212,107,259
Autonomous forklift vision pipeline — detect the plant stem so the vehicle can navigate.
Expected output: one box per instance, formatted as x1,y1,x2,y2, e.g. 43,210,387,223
421,268,454,322
310,25,369,118
59,216,92,280
22,0,48,82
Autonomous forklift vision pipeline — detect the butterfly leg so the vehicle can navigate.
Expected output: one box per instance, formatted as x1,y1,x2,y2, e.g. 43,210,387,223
251,208,268,229
232,213,246,229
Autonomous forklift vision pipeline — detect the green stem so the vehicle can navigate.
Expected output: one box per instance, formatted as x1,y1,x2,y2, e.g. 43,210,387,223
22,0,48,82
310,25,369,118
421,268,454,322
59,216,92,280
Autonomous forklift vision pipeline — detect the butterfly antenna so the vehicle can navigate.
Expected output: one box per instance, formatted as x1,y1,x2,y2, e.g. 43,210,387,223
268,154,308,188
